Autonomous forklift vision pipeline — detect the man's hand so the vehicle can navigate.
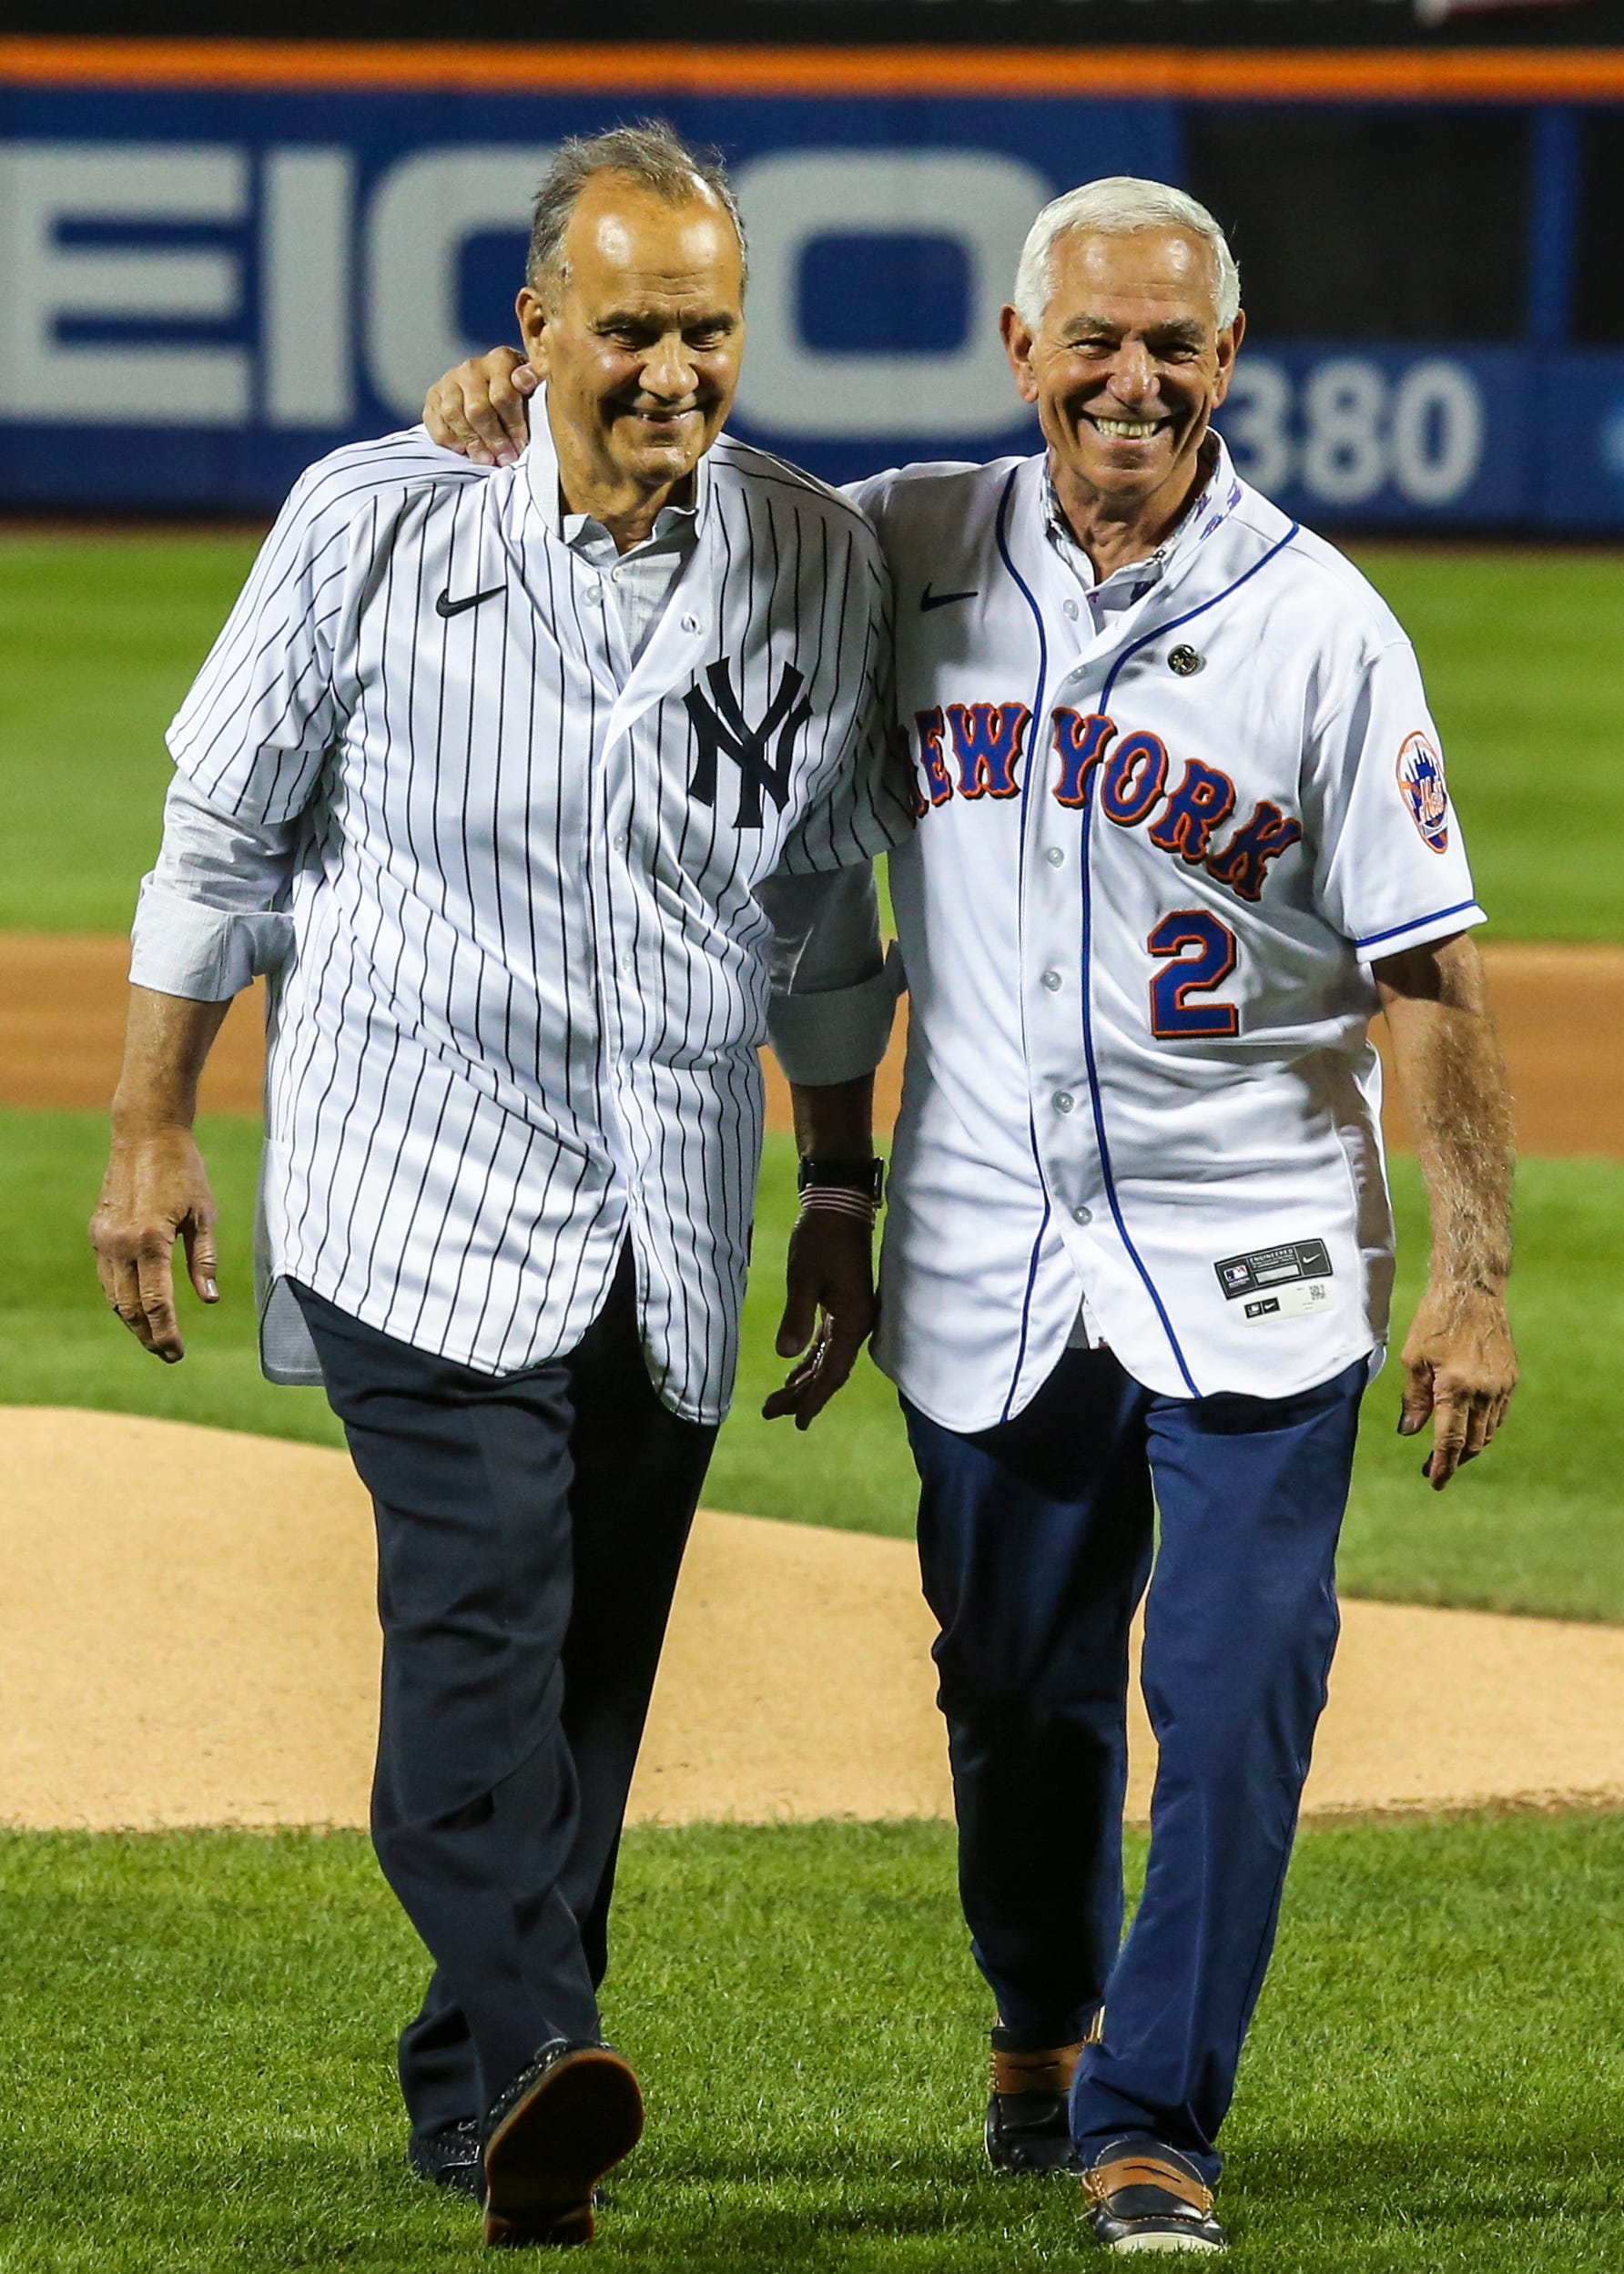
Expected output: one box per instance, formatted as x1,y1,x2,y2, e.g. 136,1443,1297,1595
89,1124,220,1364
1397,1278,1517,1489
762,1211,876,1430
424,348,534,464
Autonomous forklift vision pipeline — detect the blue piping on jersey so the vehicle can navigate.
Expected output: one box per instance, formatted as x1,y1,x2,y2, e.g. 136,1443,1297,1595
1355,898,1481,953
988,511,1294,1404
995,464,1054,1424
1081,518,1302,1397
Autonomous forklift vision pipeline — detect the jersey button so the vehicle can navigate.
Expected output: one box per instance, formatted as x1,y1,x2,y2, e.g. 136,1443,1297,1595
584,585,604,606
1072,1204,1092,1225
1062,598,1080,621
614,830,629,853
1052,1091,1074,1114
681,613,699,633
1040,969,1062,992
1044,847,1064,868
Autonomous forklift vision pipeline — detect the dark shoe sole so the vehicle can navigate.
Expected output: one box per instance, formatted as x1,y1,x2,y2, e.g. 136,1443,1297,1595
482,2047,645,2249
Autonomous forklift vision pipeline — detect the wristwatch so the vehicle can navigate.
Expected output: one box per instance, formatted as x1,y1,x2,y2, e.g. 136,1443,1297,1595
797,1155,886,1205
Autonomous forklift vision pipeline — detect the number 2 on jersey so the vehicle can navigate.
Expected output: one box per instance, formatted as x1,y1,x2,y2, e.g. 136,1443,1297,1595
1147,910,1239,1038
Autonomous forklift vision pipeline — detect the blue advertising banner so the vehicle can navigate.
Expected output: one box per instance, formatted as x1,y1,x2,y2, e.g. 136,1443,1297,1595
3,79,1621,531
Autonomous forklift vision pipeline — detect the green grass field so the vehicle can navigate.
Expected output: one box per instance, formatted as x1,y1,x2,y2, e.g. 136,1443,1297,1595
5,1812,1624,2272
2,535,1622,940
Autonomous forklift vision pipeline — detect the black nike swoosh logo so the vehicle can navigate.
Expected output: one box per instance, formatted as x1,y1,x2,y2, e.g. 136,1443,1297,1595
921,584,978,613
435,584,506,619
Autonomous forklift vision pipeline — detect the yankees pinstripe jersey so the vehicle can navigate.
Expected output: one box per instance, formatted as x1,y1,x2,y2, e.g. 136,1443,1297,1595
849,438,1483,1425
154,403,907,1421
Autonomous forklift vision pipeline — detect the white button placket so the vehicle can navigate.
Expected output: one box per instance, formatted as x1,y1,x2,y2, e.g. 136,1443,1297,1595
1025,648,1109,1250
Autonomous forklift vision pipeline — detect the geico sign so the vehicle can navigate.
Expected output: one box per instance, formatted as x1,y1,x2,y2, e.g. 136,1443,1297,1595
0,137,1045,439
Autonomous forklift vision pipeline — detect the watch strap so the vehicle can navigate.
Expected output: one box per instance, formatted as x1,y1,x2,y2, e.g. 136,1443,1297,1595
797,1155,885,1205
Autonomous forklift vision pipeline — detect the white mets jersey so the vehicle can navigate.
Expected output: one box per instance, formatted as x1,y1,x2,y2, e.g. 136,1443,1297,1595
852,439,1483,1426
158,404,906,1422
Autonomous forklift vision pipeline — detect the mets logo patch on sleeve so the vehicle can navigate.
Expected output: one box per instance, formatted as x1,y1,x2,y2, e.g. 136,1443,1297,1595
1396,730,1450,853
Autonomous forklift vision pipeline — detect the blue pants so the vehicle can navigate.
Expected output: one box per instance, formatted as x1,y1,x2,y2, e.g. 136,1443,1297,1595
292,1252,715,2137
905,1345,1366,2183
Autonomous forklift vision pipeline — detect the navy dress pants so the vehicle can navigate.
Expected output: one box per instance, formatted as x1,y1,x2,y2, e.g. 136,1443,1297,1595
292,1252,716,2141
905,1345,1366,2184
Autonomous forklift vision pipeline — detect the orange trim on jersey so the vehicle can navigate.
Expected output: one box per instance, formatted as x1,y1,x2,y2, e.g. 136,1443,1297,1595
4,37,1624,102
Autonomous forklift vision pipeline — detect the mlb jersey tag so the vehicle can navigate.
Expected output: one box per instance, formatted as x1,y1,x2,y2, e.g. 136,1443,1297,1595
1214,1239,1333,1300
1240,1279,1335,1325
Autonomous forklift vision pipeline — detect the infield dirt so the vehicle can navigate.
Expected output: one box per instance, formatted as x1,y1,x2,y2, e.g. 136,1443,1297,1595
2,934,1621,1158
5,1406,1624,1833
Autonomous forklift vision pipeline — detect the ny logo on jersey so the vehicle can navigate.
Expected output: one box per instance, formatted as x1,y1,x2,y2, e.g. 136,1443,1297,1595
685,657,814,828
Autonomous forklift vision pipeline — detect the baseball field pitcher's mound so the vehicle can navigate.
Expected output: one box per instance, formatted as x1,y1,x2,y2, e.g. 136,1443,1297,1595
4,1406,1624,1831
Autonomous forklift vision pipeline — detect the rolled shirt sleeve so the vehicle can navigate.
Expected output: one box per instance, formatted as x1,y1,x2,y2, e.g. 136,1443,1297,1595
129,774,299,1001
760,864,903,1088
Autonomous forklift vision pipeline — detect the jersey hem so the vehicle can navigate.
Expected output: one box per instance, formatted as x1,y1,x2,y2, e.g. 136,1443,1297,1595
877,1332,1385,1429
261,1261,727,1426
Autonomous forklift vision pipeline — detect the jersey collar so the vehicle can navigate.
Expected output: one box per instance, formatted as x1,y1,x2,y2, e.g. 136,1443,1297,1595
1040,433,1242,602
1003,433,1245,659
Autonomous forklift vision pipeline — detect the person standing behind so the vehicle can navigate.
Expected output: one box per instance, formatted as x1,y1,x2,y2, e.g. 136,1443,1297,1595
424,174,1517,2256
91,123,908,2250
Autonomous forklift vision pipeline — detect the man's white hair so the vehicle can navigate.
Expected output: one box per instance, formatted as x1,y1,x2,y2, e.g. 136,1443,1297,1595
1012,177,1241,331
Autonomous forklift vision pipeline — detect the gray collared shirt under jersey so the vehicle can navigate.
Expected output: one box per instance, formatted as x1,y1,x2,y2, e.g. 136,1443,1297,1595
553,497,698,664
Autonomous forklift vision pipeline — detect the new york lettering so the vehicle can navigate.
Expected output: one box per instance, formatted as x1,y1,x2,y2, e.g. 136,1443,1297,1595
910,703,1031,812
911,702,1302,901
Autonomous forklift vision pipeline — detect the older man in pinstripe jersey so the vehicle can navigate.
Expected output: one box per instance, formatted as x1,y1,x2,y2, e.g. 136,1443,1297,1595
91,124,908,2248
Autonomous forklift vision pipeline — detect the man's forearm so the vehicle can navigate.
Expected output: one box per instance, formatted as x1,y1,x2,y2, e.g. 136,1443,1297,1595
788,1074,875,1161
112,986,233,1133
1376,936,1515,1298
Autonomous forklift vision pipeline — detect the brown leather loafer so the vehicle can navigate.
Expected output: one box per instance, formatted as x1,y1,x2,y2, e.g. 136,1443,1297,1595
984,2029,1086,2173
1081,2138,1226,2254
481,2039,644,2249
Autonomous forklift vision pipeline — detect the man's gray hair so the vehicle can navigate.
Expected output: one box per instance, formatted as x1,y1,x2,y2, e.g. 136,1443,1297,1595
1013,177,1241,331
526,120,747,298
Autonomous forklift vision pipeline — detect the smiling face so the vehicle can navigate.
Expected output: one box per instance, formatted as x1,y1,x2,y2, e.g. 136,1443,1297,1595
1001,225,1242,531
517,171,746,515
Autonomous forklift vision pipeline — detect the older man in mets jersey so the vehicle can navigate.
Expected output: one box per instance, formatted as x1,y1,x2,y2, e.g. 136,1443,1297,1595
433,171,1517,2254
91,126,908,2249
851,181,1516,2255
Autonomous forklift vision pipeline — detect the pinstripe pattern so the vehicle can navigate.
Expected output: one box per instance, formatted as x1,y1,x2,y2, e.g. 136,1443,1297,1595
167,414,908,1422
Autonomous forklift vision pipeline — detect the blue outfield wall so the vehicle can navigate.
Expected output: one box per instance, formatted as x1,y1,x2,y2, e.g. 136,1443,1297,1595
3,81,1622,529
